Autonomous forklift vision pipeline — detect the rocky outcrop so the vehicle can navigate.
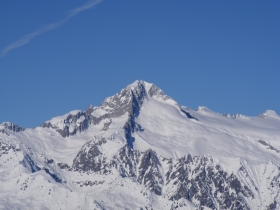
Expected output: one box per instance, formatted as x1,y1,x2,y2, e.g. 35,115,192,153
0,122,25,135
72,137,109,173
164,156,253,209
70,137,279,209
40,81,178,138
41,111,93,137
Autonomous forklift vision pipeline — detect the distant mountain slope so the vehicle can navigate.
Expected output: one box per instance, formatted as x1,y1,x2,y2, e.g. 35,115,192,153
1,80,279,209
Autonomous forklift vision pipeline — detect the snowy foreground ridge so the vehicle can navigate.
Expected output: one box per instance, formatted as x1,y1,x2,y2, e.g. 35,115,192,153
1,80,280,210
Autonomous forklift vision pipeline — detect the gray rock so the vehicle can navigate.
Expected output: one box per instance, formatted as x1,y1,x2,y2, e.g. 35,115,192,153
0,122,25,135
72,137,109,173
40,81,174,138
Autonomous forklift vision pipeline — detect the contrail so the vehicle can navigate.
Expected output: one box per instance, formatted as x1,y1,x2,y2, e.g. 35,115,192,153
0,0,103,57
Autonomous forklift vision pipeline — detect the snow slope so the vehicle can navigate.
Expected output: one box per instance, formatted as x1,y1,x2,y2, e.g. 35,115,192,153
0,80,279,209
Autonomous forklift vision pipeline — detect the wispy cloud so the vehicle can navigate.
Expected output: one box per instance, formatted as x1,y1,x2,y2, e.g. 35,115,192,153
1,0,103,57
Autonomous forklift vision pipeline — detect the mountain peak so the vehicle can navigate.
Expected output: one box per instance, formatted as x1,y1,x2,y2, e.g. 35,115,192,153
259,110,279,118
196,106,212,112
2,81,280,209
40,80,178,137
98,80,177,115
127,80,153,92
129,80,177,105
0,122,25,133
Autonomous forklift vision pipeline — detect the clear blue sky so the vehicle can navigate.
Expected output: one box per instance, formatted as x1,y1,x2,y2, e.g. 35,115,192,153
1,0,279,128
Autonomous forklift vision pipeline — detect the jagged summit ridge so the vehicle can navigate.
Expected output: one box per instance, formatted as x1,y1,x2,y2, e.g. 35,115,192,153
97,80,177,114
0,122,25,135
1,80,280,209
39,80,280,139
127,80,152,90
41,80,177,137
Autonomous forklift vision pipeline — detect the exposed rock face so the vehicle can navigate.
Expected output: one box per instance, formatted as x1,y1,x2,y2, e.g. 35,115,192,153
98,81,147,118
258,140,280,153
40,80,179,138
54,80,280,209
72,137,109,172
0,139,20,157
41,111,92,137
137,149,163,195
21,149,63,183
2,80,280,209
70,139,280,210
0,122,25,135
164,156,253,209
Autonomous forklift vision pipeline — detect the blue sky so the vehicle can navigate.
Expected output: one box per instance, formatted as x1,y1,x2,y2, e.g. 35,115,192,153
1,0,279,128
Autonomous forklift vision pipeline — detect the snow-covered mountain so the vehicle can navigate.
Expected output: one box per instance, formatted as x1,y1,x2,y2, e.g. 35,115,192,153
1,80,279,210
